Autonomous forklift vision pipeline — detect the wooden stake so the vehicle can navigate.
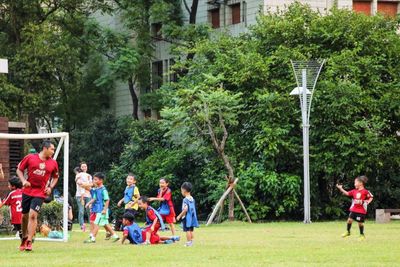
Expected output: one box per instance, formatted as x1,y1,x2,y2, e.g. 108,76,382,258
233,189,252,223
206,178,238,226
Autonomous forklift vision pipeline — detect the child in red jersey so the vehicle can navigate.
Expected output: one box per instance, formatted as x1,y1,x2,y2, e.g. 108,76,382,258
0,177,23,239
149,178,176,235
138,196,164,245
336,175,373,240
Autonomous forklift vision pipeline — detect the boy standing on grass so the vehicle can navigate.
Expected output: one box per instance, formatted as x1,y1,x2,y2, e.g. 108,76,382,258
84,172,119,243
0,177,23,239
336,175,373,240
117,173,140,218
176,182,199,247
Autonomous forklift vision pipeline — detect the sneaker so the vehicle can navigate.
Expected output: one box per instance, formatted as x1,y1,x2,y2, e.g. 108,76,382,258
184,241,193,247
140,240,151,245
171,236,180,242
105,232,112,240
83,239,96,243
81,224,86,232
164,239,174,244
111,236,120,243
341,231,351,238
19,238,27,251
359,234,366,241
25,240,33,252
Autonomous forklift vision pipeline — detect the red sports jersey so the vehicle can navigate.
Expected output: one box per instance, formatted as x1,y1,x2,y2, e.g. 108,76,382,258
157,187,176,216
18,154,59,198
146,208,161,232
3,189,23,224
348,188,373,214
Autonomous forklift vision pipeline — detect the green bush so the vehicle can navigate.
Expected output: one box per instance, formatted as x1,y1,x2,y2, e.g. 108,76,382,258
38,201,63,229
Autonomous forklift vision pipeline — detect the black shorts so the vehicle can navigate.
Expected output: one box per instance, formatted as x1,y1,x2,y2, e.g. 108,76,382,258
182,219,194,232
22,194,44,214
349,212,366,223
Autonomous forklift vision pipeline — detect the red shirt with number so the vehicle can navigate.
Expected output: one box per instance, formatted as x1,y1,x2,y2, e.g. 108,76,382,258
348,188,373,214
18,154,59,199
2,189,23,224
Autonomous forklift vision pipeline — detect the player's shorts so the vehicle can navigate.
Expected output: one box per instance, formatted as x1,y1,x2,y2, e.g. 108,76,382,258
141,229,160,244
89,212,97,223
182,219,194,232
94,212,109,226
161,213,176,224
22,194,44,214
349,212,366,222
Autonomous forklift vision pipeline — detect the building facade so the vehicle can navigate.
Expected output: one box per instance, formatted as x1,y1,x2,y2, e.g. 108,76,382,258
112,0,400,118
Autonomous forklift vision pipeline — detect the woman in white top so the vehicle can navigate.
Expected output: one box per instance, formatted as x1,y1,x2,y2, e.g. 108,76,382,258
75,162,92,231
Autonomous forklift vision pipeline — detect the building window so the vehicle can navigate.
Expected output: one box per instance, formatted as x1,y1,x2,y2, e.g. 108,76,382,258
377,1,399,17
152,61,163,90
353,0,372,15
209,8,220,28
231,3,241,24
169,58,178,82
151,23,162,39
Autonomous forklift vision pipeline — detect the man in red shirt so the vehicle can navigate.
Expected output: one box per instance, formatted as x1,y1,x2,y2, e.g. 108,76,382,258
336,175,373,240
0,177,23,238
16,140,59,251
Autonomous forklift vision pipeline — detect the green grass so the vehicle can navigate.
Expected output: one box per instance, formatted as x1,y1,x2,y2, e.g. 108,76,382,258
1,221,400,266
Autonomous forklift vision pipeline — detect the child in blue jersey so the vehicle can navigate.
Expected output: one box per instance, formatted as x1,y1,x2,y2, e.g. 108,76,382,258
176,182,199,247
121,212,179,245
117,173,140,218
84,172,119,243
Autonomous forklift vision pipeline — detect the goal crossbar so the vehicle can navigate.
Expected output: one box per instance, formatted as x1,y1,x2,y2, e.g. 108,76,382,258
0,132,69,242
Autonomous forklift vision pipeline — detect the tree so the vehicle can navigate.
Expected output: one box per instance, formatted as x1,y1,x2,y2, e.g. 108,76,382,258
0,0,113,132
162,72,252,223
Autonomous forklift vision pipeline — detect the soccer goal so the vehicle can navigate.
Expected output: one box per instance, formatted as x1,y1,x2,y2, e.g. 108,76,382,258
0,132,69,242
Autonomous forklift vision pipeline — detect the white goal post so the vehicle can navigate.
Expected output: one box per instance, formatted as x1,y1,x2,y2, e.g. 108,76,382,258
0,132,69,242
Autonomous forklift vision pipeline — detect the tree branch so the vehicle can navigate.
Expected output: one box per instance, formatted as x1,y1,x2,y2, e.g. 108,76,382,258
182,0,191,15
218,111,228,152
204,101,221,153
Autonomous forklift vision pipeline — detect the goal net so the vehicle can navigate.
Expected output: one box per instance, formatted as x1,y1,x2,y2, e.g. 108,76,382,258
0,132,69,242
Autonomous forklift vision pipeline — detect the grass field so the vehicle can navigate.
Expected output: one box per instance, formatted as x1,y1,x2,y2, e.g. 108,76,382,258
1,221,400,267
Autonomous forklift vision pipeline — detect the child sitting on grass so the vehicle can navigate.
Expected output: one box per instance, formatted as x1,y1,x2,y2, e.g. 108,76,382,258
138,196,180,245
84,172,119,243
336,175,373,240
121,212,179,245
176,182,199,247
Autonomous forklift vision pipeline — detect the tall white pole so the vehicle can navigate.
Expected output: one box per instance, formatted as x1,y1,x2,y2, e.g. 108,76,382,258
302,69,311,224
63,134,69,241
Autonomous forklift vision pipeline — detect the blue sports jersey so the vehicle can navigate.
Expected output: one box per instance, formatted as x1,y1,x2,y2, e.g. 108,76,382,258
124,223,143,244
124,185,135,204
145,206,166,231
182,196,199,228
92,186,107,213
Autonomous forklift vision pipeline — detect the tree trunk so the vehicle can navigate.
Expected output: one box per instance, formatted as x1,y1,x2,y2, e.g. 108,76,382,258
189,0,199,24
128,77,139,120
228,190,234,221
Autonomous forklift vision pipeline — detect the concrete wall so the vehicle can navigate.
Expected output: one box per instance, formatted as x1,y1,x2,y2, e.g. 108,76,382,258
0,117,9,197
264,0,352,13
